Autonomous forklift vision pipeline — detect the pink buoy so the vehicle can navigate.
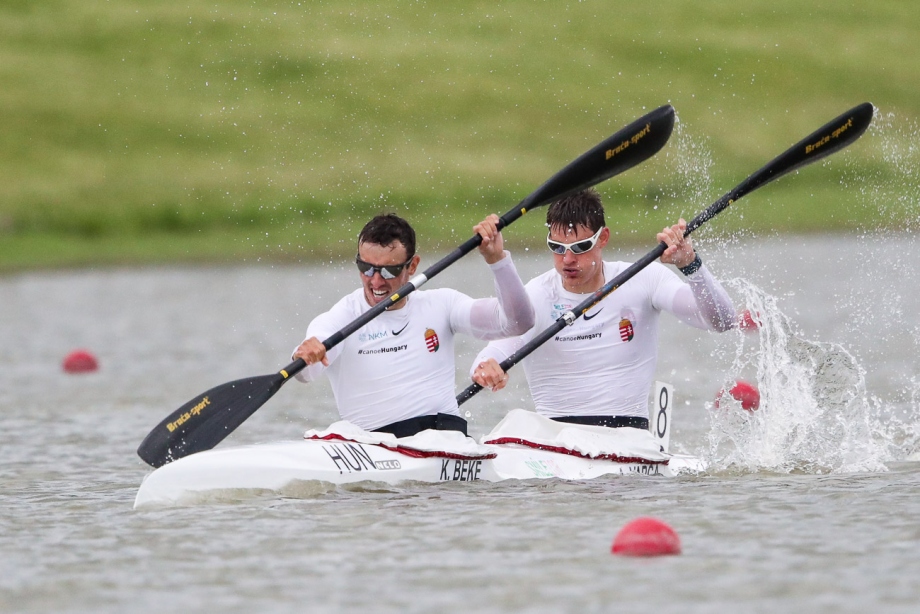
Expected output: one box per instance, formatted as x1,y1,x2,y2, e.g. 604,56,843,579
715,380,760,411
63,349,99,373
611,517,681,557
738,309,760,331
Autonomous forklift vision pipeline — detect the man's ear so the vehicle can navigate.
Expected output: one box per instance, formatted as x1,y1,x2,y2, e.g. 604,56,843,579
597,226,611,249
407,254,421,275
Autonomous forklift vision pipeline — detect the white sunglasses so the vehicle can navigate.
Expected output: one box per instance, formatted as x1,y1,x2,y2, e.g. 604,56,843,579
546,226,605,255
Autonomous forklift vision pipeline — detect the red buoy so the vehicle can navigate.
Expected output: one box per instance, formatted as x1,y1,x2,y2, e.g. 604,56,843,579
715,380,760,411
612,517,681,556
738,309,760,331
63,350,99,373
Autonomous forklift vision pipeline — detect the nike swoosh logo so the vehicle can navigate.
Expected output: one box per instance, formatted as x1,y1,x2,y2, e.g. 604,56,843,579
583,308,603,321
391,323,409,335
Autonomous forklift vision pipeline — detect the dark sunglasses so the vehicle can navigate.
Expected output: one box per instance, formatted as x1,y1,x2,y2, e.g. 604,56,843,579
546,226,605,255
355,255,412,279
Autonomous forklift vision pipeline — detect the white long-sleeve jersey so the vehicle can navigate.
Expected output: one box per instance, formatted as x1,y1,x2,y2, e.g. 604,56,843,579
295,253,534,431
471,261,735,419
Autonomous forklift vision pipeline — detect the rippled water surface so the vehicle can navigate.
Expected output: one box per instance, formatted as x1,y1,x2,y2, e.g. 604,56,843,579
3,235,920,613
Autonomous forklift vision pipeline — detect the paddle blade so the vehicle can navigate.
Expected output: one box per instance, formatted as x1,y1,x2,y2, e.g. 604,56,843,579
688,102,874,234
137,372,286,467
511,105,675,218
732,102,874,203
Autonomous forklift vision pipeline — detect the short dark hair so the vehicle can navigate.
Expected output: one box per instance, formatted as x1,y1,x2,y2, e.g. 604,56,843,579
358,214,416,258
546,188,605,233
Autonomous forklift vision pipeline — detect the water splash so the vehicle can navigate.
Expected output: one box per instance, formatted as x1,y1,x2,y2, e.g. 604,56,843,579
669,114,715,208
705,279,893,474
700,108,920,475
641,113,717,224
857,110,920,232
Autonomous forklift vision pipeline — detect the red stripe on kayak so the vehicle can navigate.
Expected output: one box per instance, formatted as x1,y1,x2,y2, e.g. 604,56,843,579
483,437,669,465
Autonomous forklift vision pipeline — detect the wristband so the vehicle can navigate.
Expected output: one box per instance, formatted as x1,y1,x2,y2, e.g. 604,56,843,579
678,253,702,276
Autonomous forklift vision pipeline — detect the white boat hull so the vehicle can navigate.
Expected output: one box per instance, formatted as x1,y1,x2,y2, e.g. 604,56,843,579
134,384,704,508
134,438,703,508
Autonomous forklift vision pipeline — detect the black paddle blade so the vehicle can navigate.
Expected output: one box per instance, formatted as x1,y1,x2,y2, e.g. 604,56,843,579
735,102,873,199
137,372,286,467
503,105,675,226
689,102,874,233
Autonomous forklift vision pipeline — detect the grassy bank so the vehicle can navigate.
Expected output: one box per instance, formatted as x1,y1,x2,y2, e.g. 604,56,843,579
2,1,918,272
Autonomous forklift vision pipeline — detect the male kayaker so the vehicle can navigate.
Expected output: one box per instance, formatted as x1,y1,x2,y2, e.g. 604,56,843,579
469,188,735,430
293,212,534,437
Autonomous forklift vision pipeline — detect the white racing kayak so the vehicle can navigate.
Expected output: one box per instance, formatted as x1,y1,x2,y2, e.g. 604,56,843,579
135,383,704,508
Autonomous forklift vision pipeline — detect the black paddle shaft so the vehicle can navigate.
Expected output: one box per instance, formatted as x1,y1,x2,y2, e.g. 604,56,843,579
456,102,874,406
137,105,676,467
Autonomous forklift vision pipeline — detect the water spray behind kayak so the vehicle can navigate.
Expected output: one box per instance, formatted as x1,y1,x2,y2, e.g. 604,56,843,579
705,279,893,474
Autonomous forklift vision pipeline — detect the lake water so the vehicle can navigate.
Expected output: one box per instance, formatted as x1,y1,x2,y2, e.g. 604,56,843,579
2,234,920,613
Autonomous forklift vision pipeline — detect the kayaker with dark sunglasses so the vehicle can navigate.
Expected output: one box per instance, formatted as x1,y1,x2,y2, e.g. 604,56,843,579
469,188,736,430
292,212,534,438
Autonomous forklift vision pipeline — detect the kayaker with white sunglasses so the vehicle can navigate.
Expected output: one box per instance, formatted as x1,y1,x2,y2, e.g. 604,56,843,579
470,188,735,429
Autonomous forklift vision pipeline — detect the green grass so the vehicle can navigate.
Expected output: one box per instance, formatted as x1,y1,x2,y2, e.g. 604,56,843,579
2,0,919,272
